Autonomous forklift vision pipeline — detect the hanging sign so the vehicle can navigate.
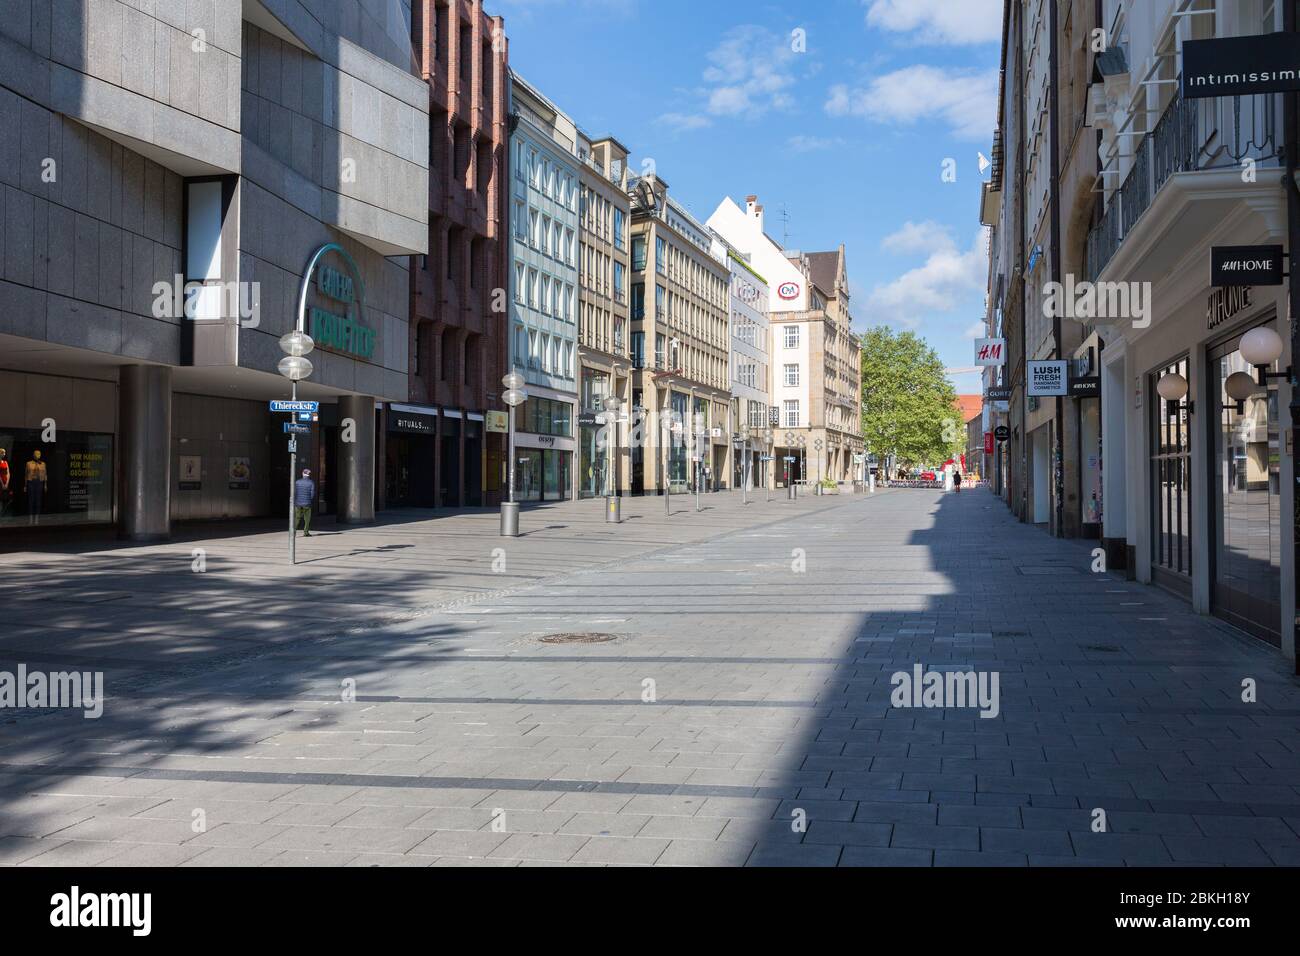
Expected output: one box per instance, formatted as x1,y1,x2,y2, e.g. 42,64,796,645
1182,33,1300,99
1027,360,1068,396
1210,245,1283,287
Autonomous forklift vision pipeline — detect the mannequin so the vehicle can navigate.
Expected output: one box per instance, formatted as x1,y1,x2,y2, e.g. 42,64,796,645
0,448,10,518
24,449,47,525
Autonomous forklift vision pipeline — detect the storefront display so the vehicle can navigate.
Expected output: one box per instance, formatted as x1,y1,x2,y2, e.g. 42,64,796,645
1209,324,1282,644
1149,357,1192,595
0,429,113,527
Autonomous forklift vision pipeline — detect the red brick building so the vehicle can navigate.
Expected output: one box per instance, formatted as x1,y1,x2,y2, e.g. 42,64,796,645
395,0,509,509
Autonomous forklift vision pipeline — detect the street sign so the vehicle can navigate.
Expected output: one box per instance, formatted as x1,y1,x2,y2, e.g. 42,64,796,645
994,425,1010,442
296,410,316,423
284,423,311,434
783,456,797,462
270,400,319,413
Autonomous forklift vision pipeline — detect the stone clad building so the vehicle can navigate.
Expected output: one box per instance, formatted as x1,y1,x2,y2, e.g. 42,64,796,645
0,0,428,537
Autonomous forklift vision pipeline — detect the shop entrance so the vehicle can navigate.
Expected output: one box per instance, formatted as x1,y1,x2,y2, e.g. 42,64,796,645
1209,326,1281,645
386,433,435,508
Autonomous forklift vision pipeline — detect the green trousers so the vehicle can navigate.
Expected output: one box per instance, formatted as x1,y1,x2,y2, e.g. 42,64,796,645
295,505,312,534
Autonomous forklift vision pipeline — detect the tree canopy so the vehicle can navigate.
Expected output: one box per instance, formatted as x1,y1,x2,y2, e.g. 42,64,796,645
859,327,964,468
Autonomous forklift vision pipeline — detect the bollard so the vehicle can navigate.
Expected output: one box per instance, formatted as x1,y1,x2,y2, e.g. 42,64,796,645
500,501,520,537
606,496,621,523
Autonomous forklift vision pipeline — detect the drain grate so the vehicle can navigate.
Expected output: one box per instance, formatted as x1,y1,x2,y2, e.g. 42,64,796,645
538,633,620,645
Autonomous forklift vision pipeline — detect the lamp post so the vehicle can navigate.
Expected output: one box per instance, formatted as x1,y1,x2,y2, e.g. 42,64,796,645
501,371,527,537
603,393,622,523
278,330,314,565
814,437,824,495
784,429,796,500
759,431,769,504
740,425,751,505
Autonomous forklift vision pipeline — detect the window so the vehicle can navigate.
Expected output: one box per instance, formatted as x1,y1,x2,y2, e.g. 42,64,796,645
631,283,645,320
529,209,540,248
613,262,625,303
738,362,757,388
613,208,625,250
1151,356,1191,583
783,325,800,349
513,200,526,239
655,237,666,275
528,268,539,309
541,276,551,315
631,331,645,368
655,284,665,319
541,216,552,255
784,364,800,387
631,236,647,272
566,229,576,266
513,261,525,303
748,403,767,428
783,400,800,428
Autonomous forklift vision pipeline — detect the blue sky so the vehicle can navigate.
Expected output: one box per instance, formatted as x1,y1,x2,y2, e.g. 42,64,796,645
493,0,1002,395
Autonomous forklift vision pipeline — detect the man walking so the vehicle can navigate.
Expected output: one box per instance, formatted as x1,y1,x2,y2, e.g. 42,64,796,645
294,468,316,536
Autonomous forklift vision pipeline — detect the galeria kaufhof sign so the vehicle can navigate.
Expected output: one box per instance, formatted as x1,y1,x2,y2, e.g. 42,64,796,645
1183,32,1300,99
301,243,375,361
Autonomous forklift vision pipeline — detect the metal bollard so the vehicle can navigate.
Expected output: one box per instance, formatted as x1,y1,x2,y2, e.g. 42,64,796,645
500,501,520,537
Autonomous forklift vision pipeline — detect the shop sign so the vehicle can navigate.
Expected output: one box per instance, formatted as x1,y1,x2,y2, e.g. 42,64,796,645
1068,376,1100,398
391,411,435,435
1183,33,1300,100
1211,245,1283,287
1027,360,1068,396
1206,286,1254,331
297,243,375,361
486,411,509,434
975,338,1006,366
777,281,801,301
578,412,598,428
986,385,1012,402
994,425,1010,442
984,432,995,455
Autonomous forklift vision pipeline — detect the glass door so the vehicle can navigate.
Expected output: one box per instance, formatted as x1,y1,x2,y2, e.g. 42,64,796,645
1149,357,1191,596
1210,327,1281,645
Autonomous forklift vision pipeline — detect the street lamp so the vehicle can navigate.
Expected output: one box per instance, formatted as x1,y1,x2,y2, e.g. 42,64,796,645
764,429,774,503
740,425,751,505
784,429,796,500
278,330,314,565
813,437,824,495
603,393,623,523
501,371,527,537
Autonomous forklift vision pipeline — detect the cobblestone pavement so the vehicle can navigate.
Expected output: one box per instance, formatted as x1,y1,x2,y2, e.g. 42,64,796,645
1,487,1299,867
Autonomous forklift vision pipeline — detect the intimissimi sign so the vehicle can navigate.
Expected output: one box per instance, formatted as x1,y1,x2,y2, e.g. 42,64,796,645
1183,33,1300,99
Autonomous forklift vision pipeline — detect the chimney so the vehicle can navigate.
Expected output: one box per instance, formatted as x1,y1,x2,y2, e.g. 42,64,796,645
746,195,764,232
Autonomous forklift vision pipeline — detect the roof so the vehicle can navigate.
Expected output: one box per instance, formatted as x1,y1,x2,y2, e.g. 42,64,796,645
955,394,983,423
805,250,840,297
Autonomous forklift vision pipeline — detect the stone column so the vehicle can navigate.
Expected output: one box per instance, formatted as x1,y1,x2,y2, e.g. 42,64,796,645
338,394,375,524
118,365,173,541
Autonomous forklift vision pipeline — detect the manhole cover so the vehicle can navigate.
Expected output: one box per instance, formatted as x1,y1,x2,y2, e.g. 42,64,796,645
538,633,619,645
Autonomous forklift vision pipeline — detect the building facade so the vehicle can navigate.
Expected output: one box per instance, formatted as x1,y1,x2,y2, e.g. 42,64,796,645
983,0,1296,663
575,133,632,499
402,0,508,510
712,231,772,491
0,0,428,538
708,196,863,486
629,175,732,494
507,74,579,502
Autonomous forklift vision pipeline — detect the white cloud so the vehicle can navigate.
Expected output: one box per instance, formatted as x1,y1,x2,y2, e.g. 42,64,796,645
881,220,951,255
963,322,987,339
826,65,998,141
785,134,843,153
864,0,1003,46
657,25,801,131
868,223,989,324
657,112,713,133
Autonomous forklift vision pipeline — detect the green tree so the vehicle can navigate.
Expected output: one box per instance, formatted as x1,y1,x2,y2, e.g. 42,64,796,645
859,327,963,468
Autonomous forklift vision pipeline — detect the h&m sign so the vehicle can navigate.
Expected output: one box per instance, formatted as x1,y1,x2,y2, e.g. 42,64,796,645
1211,245,1283,287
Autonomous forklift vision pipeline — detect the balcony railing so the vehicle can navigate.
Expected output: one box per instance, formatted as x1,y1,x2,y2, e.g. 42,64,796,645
1085,82,1280,282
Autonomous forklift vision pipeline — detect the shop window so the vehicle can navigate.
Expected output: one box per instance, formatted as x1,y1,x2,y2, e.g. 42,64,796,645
1149,357,1191,586
0,430,113,527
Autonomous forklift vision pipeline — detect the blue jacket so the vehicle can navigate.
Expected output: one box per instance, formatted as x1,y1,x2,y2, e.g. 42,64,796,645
294,477,316,507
